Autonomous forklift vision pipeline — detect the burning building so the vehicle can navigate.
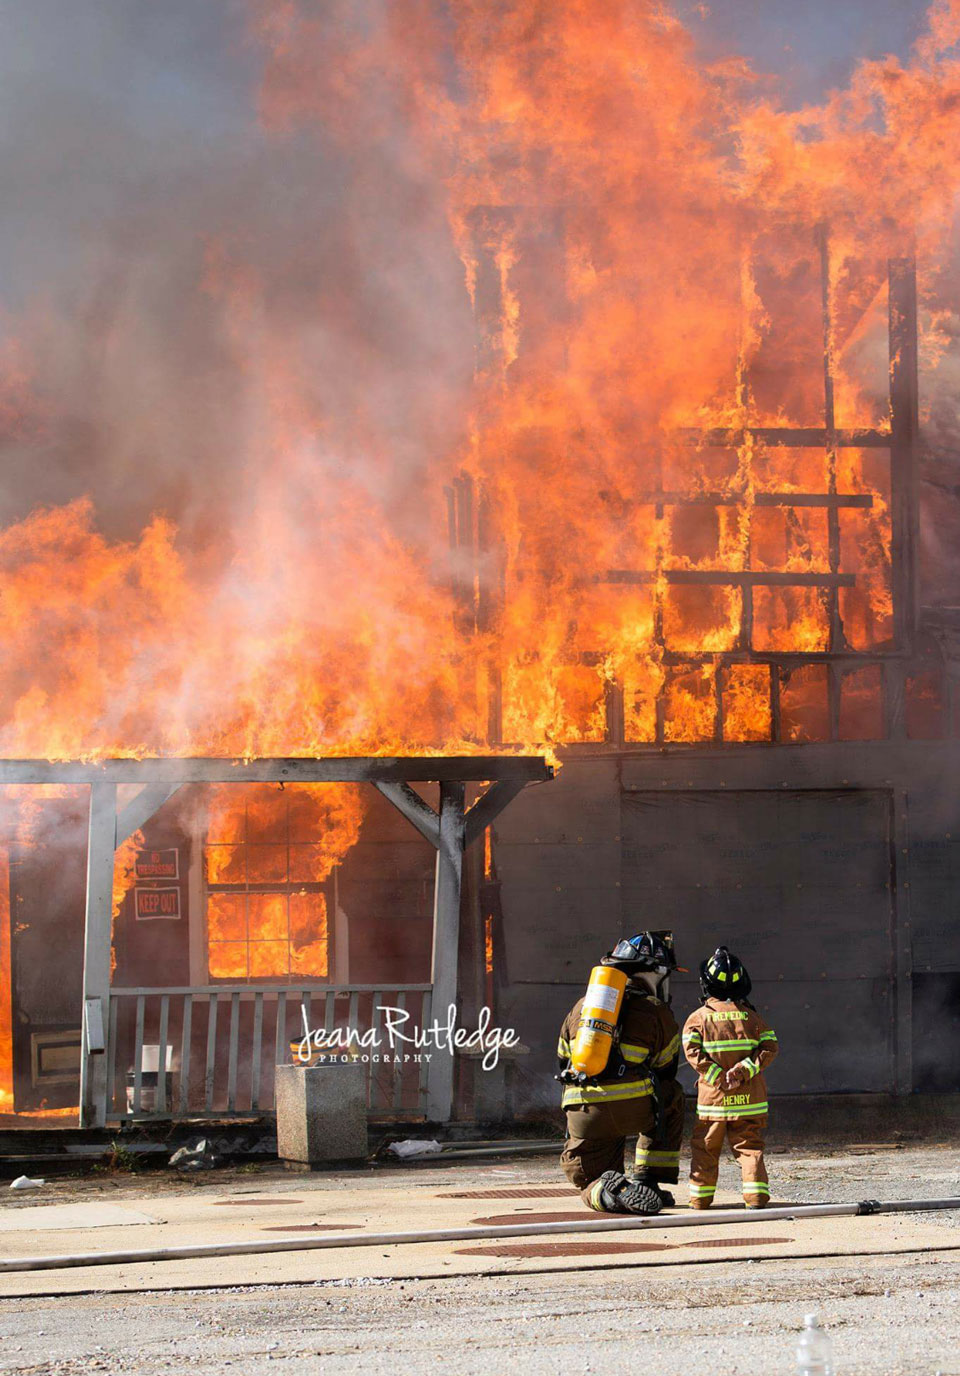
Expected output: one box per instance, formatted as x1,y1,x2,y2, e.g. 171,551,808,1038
1,1,960,1128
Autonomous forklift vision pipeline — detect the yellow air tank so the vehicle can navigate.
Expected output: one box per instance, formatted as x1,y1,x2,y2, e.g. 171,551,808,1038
570,965,628,1078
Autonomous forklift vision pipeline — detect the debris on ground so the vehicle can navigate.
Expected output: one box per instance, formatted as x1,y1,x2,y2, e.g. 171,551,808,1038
168,1140,221,1172
386,1139,443,1158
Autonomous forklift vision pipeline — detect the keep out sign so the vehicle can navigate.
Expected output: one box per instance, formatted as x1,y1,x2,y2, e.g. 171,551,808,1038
135,887,181,921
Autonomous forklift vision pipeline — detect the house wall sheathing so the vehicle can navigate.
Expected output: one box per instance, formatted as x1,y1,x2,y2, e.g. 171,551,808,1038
491,743,960,1111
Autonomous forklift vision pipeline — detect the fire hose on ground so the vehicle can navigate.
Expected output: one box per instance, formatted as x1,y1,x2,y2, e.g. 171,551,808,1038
1,1197,959,1273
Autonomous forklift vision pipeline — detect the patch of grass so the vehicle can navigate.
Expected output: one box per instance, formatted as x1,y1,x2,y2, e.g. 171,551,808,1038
106,1140,141,1173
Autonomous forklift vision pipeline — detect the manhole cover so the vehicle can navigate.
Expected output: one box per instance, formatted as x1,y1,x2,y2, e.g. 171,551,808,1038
455,1242,673,1258
681,1236,793,1248
214,1198,305,1206
470,1212,595,1226
444,1188,577,1200
261,1223,363,1233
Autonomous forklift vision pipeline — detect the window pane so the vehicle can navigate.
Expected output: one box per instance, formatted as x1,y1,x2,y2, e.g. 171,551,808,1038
207,893,246,942
906,671,944,740
290,892,327,943
290,941,328,978
209,942,247,978
248,844,288,883
753,587,829,652
623,661,660,743
290,845,329,883
780,665,829,742
663,586,739,654
839,665,883,740
205,796,246,845
245,788,288,843
205,845,245,884
248,893,288,942
664,668,715,742
287,789,320,842
723,665,771,742
248,941,290,978
290,893,328,977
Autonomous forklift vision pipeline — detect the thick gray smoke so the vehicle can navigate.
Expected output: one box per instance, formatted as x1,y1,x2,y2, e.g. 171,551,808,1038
0,0,473,556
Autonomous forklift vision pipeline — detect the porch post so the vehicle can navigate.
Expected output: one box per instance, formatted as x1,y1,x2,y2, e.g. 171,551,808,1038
424,781,465,1123
80,782,117,1128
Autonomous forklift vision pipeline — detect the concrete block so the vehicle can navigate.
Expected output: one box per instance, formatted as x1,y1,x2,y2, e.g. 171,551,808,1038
274,1062,368,1164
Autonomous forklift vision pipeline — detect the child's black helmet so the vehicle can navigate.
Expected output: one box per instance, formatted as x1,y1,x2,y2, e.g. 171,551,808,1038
699,946,752,1001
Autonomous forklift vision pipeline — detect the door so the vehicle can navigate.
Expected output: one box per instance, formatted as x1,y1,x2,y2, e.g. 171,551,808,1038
9,797,87,1110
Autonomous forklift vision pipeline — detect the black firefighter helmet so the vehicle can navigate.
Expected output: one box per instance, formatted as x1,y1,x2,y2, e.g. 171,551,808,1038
602,930,682,976
699,945,752,1001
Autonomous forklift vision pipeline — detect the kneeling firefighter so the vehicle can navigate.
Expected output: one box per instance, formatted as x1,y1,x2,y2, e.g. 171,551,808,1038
557,931,685,1214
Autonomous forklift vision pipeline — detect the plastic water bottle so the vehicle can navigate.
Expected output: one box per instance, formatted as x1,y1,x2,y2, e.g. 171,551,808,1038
796,1312,834,1375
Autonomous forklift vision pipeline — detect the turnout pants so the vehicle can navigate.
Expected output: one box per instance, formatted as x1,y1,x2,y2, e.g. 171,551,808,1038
561,1080,685,1209
689,1115,769,1206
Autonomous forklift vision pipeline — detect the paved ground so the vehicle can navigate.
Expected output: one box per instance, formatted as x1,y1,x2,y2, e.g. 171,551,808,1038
0,1142,956,1373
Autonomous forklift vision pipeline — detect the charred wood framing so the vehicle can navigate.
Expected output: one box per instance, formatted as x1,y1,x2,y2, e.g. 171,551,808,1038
889,257,920,652
483,251,921,749
605,491,874,508
0,756,553,786
604,570,856,588
687,426,891,448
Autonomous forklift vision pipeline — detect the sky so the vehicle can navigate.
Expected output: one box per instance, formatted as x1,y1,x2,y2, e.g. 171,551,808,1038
677,0,928,105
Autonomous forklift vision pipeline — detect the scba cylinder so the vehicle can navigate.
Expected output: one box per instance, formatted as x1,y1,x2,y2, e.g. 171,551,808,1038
570,965,628,1078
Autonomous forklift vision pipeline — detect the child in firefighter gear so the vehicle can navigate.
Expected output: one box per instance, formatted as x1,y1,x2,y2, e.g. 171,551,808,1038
557,931,685,1215
682,946,779,1210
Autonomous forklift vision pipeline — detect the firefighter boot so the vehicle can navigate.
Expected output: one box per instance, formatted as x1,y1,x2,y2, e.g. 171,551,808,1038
590,1170,663,1215
634,1177,676,1207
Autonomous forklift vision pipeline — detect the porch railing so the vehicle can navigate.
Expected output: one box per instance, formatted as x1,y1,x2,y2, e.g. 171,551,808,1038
106,984,432,1122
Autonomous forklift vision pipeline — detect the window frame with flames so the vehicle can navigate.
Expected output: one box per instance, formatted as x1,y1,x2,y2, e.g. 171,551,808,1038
203,791,335,985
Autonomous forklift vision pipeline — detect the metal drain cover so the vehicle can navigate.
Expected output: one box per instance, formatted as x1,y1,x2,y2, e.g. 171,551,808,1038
682,1236,793,1248
455,1241,673,1258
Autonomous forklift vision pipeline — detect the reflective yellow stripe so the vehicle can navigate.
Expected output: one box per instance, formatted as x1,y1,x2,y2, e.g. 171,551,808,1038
620,1041,651,1063
689,1183,717,1196
702,1039,757,1052
697,1101,768,1119
743,1182,770,1195
635,1149,680,1166
704,1063,722,1085
587,1179,607,1211
758,1030,777,1041
562,1079,654,1107
654,1034,680,1066
740,1057,759,1079
682,1032,703,1045
557,1038,571,1058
